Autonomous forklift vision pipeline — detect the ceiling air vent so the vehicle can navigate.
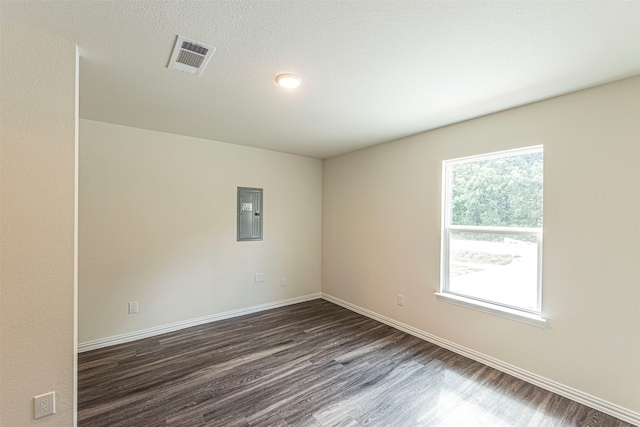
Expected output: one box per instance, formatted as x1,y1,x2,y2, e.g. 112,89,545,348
167,35,216,77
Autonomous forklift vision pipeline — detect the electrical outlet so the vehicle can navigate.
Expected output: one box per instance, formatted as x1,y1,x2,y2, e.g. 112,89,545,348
128,301,138,314
397,294,405,306
255,273,264,283
34,392,55,419
281,278,286,287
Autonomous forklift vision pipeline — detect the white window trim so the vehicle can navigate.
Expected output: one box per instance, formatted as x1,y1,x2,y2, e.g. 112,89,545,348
438,146,547,327
435,292,548,328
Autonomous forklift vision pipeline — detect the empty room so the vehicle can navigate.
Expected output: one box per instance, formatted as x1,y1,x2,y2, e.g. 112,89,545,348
1,1,639,426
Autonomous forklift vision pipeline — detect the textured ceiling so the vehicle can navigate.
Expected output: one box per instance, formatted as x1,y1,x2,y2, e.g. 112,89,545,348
2,1,640,158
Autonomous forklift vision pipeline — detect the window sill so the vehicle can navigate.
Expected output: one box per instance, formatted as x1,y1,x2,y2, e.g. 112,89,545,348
435,292,548,328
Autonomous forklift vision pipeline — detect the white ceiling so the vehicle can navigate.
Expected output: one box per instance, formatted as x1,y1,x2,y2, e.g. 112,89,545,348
2,1,639,159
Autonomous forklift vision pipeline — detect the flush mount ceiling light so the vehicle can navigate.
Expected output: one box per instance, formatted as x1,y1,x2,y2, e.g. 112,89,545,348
275,73,302,89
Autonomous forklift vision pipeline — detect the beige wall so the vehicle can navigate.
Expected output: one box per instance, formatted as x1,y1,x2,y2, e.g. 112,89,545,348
78,120,322,344
322,77,640,412
0,26,78,426
1,21,636,425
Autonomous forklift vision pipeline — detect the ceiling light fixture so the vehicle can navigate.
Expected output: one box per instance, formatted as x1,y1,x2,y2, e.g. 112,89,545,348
276,73,302,89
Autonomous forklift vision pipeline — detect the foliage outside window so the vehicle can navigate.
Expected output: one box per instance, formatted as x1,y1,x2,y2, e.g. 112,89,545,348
441,146,543,315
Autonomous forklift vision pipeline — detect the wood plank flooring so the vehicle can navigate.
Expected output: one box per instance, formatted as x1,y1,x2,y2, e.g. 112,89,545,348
78,300,634,427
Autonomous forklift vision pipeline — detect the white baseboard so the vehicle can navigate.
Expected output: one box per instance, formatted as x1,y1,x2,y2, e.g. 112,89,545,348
321,293,640,426
78,293,322,353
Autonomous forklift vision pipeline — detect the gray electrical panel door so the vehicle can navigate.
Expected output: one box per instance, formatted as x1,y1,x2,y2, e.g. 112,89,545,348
237,187,263,241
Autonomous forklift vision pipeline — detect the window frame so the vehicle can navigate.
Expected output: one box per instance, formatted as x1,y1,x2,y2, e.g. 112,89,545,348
438,146,547,326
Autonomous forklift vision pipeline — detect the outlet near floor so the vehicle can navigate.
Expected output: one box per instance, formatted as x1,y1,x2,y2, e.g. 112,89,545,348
128,301,138,314
281,278,286,287
397,294,405,306
34,391,55,419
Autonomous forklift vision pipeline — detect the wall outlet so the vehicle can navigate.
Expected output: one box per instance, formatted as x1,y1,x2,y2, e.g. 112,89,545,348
255,273,264,283
397,294,405,306
281,278,286,287
34,391,55,419
128,301,138,314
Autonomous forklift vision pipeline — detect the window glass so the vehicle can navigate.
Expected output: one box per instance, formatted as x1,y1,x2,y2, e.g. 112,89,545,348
450,151,543,228
442,146,543,314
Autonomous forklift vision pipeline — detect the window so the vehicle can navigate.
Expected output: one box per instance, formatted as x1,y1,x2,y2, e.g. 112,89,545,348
438,146,546,326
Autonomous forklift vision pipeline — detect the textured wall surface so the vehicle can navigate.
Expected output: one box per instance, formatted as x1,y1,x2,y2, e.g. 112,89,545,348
322,77,640,413
78,120,322,344
0,26,77,426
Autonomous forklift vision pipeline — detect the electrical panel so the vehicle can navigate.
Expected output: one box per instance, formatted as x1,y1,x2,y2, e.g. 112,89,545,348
237,187,263,241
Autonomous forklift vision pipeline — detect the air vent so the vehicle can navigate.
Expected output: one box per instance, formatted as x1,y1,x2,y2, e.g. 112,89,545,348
167,35,216,77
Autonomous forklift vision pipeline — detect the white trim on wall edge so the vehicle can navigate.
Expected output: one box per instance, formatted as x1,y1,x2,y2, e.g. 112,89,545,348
78,293,321,353
434,292,548,328
321,293,640,426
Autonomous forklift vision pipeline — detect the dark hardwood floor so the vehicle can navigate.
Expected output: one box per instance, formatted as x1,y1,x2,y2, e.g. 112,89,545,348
78,300,634,427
